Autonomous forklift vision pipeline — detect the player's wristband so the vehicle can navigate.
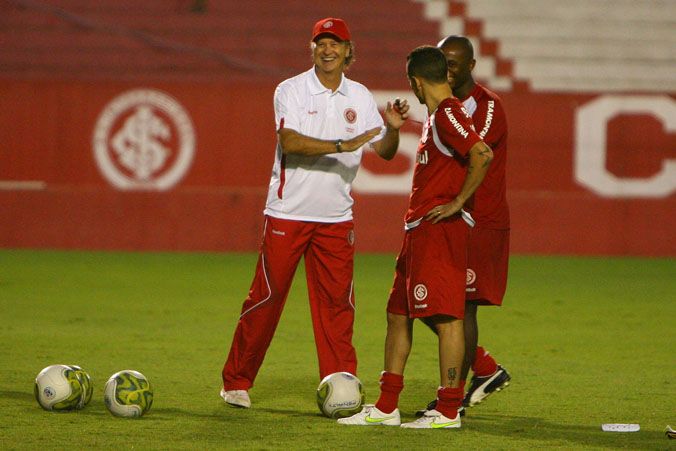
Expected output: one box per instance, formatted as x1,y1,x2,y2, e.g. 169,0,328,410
335,139,343,153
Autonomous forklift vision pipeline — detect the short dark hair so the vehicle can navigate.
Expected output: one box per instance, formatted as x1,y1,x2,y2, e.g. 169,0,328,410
406,46,448,84
437,35,474,60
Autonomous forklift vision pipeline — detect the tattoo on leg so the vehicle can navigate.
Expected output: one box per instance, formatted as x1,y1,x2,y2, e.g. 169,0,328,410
447,367,457,383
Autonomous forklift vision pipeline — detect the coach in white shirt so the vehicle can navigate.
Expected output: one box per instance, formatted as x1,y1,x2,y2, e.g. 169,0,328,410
220,17,410,409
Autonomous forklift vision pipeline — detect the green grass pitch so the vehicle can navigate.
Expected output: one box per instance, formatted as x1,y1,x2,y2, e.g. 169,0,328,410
0,249,673,449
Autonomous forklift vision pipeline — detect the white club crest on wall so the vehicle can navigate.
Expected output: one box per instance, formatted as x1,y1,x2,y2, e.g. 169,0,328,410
92,89,195,190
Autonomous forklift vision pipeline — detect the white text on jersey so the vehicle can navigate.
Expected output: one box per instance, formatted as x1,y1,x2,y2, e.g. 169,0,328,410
444,108,469,138
479,100,494,139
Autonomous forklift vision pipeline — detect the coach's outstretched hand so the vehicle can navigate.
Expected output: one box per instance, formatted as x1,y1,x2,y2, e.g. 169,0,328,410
384,97,410,130
340,127,382,153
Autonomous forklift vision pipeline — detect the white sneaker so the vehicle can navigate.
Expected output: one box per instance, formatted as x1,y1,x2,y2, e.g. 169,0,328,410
337,404,401,426
220,388,251,408
400,409,461,429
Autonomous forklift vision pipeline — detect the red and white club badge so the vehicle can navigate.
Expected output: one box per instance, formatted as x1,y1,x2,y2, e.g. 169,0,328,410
344,108,357,124
92,89,195,191
413,284,428,301
466,268,477,285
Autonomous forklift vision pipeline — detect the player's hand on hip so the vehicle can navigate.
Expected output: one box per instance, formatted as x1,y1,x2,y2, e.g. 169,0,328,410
384,98,410,130
424,199,463,224
342,127,382,152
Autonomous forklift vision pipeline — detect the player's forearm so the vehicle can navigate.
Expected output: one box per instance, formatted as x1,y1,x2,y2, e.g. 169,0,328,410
456,142,494,204
373,125,399,161
279,129,339,156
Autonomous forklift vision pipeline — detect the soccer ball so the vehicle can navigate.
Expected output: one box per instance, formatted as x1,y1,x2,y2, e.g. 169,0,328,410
34,364,85,411
104,370,153,418
316,372,364,418
68,365,93,408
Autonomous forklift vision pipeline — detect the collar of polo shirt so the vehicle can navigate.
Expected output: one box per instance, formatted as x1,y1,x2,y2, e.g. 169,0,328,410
309,68,349,96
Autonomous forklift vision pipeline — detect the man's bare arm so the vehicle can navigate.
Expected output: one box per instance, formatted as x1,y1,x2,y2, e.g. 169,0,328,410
425,141,494,223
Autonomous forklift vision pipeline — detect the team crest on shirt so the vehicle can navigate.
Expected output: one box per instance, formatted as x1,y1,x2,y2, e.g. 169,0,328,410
344,108,357,124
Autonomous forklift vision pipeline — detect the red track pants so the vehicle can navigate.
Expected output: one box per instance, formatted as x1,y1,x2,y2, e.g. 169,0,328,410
222,216,357,390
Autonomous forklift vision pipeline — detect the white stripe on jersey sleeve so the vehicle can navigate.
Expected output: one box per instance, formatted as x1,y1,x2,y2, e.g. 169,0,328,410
462,96,478,117
430,113,455,158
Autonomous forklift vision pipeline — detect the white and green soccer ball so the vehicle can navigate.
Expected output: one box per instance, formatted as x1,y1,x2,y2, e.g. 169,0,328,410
34,364,85,411
68,365,93,409
316,372,364,418
104,370,153,418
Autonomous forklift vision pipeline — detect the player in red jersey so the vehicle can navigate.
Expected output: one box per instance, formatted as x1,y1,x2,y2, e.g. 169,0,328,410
339,46,493,429
417,35,511,417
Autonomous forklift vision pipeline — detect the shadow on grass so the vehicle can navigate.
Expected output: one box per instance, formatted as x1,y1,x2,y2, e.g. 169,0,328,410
466,413,661,448
146,405,321,422
6,389,661,447
1,389,321,422
1,390,109,416
0,390,33,401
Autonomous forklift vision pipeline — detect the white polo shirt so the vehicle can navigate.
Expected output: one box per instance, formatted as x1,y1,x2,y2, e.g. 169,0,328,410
263,68,385,223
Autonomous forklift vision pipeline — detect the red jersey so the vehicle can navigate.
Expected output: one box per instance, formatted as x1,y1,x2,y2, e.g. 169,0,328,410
405,97,482,226
460,84,510,230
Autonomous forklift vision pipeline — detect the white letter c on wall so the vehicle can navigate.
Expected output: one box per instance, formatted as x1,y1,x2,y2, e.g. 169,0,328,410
575,95,676,198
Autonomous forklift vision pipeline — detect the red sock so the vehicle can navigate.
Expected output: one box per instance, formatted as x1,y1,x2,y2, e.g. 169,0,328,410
436,386,463,418
375,371,403,414
472,345,498,377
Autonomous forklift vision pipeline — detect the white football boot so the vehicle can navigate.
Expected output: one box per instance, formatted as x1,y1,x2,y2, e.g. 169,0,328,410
220,389,251,408
400,409,461,429
337,404,401,426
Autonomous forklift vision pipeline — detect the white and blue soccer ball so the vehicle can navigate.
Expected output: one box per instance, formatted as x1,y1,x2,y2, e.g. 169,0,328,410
34,364,85,411
316,372,364,418
104,370,153,418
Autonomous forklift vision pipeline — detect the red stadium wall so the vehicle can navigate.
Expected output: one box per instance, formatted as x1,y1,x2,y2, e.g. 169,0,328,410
1,80,674,256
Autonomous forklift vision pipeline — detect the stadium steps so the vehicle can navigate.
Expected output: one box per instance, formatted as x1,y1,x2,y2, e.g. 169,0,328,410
463,0,676,23
414,0,517,91
497,38,675,62
0,0,441,87
415,0,676,93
